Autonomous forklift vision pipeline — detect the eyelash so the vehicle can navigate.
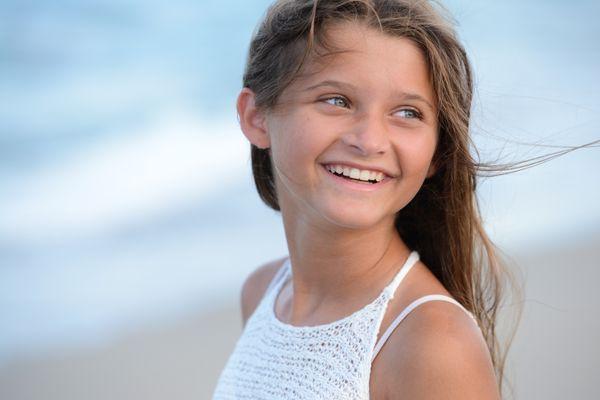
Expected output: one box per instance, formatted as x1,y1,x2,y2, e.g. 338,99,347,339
322,96,351,108
396,108,423,120
320,95,423,120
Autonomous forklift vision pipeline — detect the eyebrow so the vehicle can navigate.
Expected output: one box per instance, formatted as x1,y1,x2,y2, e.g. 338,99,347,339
303,79,435,112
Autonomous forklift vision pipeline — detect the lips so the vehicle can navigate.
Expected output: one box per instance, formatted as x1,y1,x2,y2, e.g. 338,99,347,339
320,163,392,192
321,162,396,179
324,164,382,183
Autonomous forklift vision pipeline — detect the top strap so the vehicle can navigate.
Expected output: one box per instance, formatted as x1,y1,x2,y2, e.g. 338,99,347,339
371,294,478,362
264,257,290,296
382,251,420,299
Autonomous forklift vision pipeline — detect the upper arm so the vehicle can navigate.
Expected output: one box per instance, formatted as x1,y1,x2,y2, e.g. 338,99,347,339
385,302,500,400
240,256,287,328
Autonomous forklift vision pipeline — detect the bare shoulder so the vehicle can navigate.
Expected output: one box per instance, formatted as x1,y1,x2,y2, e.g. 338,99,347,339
240,256,288,327
382,301,500,400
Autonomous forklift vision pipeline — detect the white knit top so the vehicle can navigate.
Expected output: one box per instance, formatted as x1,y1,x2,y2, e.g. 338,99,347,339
212,250,477,399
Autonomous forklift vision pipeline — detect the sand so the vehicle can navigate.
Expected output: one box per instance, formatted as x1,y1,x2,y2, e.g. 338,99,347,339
1,235,599,400
0,305,242,400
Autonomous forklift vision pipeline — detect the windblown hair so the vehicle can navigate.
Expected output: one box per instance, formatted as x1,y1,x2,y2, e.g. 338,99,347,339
242,0,524,396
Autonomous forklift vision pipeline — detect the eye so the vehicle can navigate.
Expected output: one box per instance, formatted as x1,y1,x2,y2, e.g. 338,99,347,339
322,96,350,108
395,108,423,120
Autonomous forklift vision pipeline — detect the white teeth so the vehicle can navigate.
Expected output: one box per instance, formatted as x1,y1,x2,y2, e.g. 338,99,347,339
325,164,386,183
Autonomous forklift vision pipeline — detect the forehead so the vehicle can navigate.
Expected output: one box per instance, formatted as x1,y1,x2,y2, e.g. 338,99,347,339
286,21,436,107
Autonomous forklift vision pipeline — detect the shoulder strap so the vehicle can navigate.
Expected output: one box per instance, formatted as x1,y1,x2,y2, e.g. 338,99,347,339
264,257,290,296
371,294,477,362
382,251,420,299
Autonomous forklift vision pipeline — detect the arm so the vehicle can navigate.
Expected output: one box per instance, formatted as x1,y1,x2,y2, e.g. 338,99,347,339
385,302,500,399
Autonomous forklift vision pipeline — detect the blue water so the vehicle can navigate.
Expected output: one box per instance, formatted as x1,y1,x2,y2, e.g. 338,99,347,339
1,0,599,363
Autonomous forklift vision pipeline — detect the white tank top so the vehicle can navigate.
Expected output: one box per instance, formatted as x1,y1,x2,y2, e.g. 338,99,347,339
212,250,477,399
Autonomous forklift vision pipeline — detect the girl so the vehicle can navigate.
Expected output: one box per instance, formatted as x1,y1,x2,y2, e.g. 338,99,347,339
213,0,520,399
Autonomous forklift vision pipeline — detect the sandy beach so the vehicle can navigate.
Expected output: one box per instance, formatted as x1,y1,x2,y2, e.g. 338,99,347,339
1,234,599,400
0,302,242,400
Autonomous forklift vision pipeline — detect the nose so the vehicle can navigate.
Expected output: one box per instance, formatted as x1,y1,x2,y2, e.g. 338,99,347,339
341,111,389,156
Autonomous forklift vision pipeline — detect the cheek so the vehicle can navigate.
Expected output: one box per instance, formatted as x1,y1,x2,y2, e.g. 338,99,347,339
270,116,324,172
396,131,437,176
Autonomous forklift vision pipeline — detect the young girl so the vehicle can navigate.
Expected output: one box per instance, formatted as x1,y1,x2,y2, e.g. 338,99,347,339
213,1,517,398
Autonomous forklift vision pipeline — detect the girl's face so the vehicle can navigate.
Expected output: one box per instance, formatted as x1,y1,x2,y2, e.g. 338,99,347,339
263,22,438,230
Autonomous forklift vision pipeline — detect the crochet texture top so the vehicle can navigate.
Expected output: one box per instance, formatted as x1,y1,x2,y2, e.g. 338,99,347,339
212,250,477,399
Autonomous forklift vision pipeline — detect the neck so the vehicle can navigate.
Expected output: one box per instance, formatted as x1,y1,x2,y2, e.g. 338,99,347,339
279,201,411,324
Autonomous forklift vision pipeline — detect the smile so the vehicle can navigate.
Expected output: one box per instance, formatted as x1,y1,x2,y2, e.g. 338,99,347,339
324,164,384,183
320,164,393,191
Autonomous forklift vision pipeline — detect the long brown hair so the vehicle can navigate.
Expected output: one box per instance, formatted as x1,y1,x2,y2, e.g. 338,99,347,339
243,0,523,395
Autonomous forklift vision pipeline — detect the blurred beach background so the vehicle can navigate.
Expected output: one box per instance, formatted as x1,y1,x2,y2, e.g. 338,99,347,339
0,0,598,399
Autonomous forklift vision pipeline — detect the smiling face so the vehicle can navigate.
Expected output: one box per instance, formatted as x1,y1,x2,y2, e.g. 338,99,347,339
243,21,439,231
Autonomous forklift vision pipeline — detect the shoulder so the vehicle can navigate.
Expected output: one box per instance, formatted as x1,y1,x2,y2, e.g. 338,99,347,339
381,300,500,399
240,256,288,327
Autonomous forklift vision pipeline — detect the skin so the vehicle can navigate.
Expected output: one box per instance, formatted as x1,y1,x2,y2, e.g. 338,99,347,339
237,21,499,400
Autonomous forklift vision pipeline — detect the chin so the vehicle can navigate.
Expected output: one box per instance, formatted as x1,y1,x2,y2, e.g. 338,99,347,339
317,202,385,231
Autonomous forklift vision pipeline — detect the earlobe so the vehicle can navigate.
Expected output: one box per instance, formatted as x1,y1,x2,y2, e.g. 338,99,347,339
237,88,270,149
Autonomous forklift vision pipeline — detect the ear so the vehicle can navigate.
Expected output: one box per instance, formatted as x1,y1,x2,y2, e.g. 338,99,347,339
237,87,270,149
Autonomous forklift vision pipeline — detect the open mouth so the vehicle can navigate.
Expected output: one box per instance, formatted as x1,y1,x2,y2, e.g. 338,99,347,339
321,164,387,185
328,168,380,184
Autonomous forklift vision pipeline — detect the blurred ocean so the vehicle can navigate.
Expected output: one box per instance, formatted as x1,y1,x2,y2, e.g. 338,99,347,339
0,0,598,365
